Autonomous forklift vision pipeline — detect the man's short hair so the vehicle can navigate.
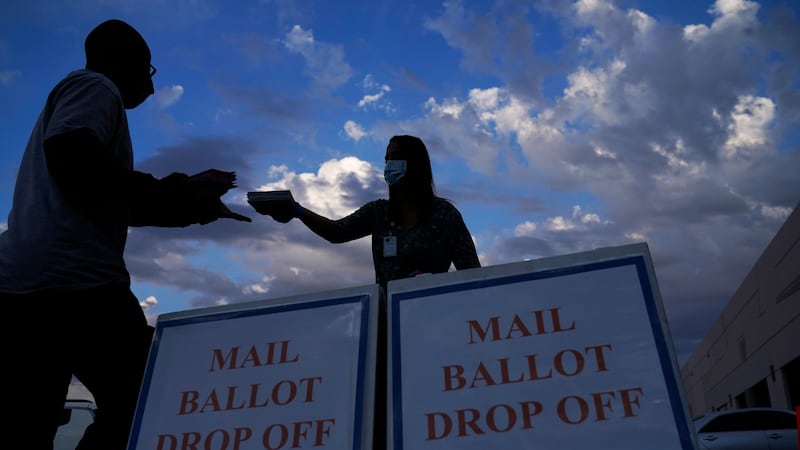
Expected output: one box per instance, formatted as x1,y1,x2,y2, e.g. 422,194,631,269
85,19,150,69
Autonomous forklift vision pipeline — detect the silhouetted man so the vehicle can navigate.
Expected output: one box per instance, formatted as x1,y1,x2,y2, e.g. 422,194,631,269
0,19,249,449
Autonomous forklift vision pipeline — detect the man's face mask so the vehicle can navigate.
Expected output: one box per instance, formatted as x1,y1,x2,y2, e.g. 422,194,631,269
384,160,407,186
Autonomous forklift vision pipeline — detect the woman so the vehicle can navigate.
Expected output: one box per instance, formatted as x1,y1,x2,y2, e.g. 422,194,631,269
257,134,481,289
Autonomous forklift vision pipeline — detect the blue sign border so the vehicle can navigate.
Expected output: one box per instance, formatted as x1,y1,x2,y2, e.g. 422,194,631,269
390,256,694,449
128,294,372,450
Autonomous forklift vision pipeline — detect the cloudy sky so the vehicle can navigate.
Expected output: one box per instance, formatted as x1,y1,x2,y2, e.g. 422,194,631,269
1,0,798,371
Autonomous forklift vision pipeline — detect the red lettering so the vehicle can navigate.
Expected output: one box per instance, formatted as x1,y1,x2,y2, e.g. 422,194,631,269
591,391,616,421
425,412,452,440
554,349,584,376
442,365,466,391
505,314,532,339
467,308,577,345
209,341,299,372
498,358,524,384
619,387,643,417
233,428,252,450
200,389,221,413
467,317,501,344
456,408,485,437
557,395,590,424
206,429,230,449
225,385,245,411
263,424,288,450
156,428,252,450
240,346,262,368
424,401,542,438
556,388,643,424
586,344,613,372
272,380,297,406
178,390,199,415
256,420,335,449
313,418,335,446
278,340,299,364
291,421,313,448
520,400,543,429
550,307,576,332
156,434,177,450
210,347,239,371
300,376,322,402
469,362,497,388
486,404,515,432
182,432,201,450
248,383,269,408
524,353,553,381
533,309,547,335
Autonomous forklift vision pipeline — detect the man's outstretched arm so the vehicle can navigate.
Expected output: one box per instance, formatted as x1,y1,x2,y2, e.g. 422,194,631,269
44,128,249,227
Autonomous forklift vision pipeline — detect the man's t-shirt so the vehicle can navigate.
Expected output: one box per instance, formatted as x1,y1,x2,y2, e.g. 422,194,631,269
0,70,133,293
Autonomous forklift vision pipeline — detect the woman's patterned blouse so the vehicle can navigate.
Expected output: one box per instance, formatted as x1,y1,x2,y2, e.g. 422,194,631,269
323,197,481,287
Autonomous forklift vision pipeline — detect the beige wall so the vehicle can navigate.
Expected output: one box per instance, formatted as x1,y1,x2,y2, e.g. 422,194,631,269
680,204,800,418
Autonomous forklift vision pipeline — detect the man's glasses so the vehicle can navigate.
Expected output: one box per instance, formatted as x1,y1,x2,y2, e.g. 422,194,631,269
149,64,157,77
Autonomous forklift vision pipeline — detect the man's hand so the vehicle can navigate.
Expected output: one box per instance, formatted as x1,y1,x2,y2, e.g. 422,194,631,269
185,170,251,224
218,199,252,222
188,169,238,196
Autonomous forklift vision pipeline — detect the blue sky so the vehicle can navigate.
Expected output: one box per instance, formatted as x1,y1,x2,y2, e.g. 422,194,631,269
1,0,799,370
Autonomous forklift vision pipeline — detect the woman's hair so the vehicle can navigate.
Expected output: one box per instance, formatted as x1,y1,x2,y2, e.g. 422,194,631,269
388,135,437,221
85,19,150,71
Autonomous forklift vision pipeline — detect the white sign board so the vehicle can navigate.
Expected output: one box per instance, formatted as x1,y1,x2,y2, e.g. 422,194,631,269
128,285,379,450
387,243,696,450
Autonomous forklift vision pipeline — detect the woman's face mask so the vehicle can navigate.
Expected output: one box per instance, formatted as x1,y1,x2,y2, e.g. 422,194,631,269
384,160,407,186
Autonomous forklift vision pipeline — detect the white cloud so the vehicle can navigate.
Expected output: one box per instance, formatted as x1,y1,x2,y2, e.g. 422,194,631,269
651,140,705,176
593,144,617,159
513,206,608,235
759,204,792,220
563,59,638,125
581,213,601,224
514,221,537,236
684,0,759,43
468,87,502,111
256,156,382,218
424,96,465,119
545,215,576,231
284,24,314,51
154,252,191,270
139,295,158,311
358,74,392,110
574,0,615,16
709,0,759,28
358,92,385,108
475,90,533,136
343,120,367,141
628,9,655,35
358,88,392,110
683,24,710,42
625,231,647,242
155,85,184,108
722,95,775,158
284,25,352,91
243,275,276,295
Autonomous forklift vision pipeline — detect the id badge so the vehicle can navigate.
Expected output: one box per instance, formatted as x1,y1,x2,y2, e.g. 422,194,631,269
383,235,397,257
